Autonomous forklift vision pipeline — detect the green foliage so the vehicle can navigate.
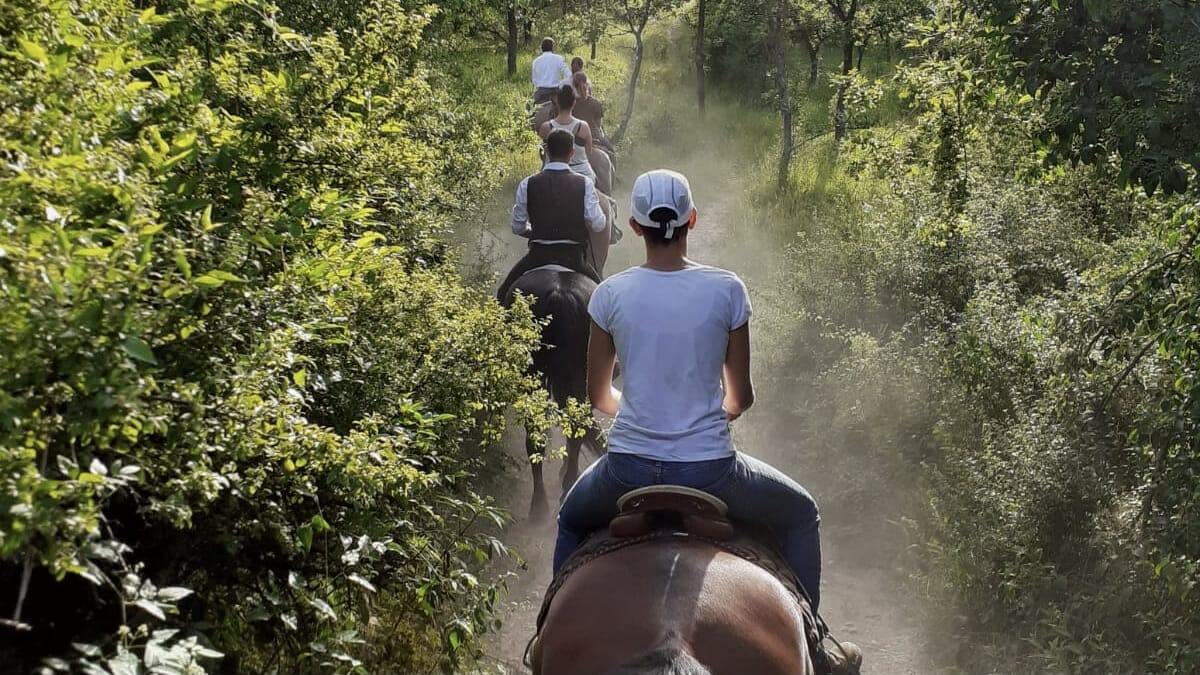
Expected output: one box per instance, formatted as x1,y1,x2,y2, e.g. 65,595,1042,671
983,0,1200,197
0,0,544,672
726,0,1200,670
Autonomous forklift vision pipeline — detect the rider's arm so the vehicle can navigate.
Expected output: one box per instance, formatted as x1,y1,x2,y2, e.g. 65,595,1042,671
511,177,531,237
583,178,605,232
722,322,754,420
558,55,571,83
580,121,596,156
587,320,621,416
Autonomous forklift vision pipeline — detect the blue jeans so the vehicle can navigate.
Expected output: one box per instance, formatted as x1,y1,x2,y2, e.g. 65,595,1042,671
553,451,822,610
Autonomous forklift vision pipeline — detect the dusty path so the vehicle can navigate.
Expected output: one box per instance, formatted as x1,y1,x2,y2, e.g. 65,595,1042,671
466,121,946,674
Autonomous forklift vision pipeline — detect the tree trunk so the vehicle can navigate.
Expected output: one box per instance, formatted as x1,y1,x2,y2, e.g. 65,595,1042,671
524,19,533,45
696,0,707,115
591,39,597,60
834,28,854,142
856,42,865,71
612,30,645,145
799,29,819,87
770,2,793,188
506,4,518,79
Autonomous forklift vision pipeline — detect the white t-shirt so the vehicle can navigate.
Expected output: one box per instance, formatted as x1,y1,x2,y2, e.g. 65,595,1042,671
588,264,752,461
532,52,570,88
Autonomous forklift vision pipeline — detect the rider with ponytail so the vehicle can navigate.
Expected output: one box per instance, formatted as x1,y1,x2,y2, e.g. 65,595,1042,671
554,169,826,614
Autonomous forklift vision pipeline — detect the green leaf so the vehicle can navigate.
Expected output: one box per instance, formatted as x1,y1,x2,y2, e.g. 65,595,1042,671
311,514,331,531
133,598,166,620
107,650,140,675
199,204,220,231
194,275,225,288
156,587,193,602
348,573,377,593
122,335,158,365
17,38,47,64
298,523,313,552
308,598,336,621
173,251,192,279
293,369,307,387
207,269,245,282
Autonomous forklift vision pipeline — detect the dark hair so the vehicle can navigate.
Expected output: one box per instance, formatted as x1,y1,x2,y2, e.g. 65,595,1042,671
640,207,688,246
571,56,584,72
556,84,576,110
572,71,589,92
541,37,555,52
544,128,575,161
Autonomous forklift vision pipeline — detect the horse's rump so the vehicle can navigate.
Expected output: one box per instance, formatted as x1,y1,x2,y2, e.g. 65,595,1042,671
509,268,596,408
533,533,814,675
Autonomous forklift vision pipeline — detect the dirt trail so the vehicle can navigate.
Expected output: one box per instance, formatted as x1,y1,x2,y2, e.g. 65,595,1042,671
468,133,946,675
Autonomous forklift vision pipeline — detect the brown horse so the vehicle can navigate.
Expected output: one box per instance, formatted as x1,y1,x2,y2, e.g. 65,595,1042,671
531,536,816,675
505,268,604,520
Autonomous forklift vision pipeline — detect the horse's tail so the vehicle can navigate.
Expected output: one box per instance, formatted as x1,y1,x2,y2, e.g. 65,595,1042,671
530,272,594,408
606,631,711,675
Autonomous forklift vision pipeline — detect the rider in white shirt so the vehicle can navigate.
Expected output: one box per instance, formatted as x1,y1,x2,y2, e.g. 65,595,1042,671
553,169,825,613
532,37,571,104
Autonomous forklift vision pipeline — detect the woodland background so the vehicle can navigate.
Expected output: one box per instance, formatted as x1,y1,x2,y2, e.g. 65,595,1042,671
1,0,1198,673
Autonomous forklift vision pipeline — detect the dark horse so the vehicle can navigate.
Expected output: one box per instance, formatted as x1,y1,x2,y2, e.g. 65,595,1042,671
505,267,603,520
531,536,815,675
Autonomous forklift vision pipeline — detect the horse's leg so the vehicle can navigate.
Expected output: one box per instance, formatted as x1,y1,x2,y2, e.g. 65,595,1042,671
527,427,550,522
561,433,583,499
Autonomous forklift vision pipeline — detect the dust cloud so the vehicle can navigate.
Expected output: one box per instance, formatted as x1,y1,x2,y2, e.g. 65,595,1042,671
457,93,948,674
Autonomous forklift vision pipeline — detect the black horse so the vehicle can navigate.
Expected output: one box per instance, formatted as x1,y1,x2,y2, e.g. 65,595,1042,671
504,267,603,520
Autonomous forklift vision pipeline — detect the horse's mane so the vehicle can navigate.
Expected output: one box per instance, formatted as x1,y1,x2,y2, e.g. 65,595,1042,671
601,633,711,675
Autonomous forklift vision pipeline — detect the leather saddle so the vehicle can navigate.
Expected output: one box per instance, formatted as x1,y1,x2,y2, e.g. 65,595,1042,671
609,485,735,541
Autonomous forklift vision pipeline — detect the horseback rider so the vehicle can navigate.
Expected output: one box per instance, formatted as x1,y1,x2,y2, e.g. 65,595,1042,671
570,71,615,158
496,129,606,303
532,37,571,105
552,169,860,673
570,56,584,75
539,85,600,185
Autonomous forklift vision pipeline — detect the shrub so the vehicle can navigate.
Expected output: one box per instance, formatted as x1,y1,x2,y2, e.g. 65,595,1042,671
0,0,544,672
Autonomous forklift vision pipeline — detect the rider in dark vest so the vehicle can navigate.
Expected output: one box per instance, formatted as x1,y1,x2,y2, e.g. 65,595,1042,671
497,129,606,303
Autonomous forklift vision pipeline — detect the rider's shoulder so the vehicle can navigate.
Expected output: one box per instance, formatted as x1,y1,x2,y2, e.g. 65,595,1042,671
684,263,744,281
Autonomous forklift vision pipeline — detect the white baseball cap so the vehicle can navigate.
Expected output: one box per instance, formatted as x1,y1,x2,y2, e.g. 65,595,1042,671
630,169,696,240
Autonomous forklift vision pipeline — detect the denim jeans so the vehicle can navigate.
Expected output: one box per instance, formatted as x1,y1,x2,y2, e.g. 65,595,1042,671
553,451,822,610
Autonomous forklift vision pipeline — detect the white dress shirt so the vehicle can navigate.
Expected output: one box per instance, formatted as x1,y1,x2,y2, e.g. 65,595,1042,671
512,162,606,244
532,52,571,89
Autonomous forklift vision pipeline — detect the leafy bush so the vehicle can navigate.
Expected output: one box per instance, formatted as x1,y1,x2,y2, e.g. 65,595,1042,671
0,0,545,672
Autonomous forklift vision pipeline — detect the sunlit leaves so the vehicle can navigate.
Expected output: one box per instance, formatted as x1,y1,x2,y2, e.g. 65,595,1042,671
1,0,538,673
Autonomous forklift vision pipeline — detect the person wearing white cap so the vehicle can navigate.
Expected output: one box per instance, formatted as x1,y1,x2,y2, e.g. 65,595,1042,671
553,169,828,614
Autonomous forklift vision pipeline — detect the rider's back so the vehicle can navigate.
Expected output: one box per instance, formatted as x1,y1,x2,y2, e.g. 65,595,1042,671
589,264,750,461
